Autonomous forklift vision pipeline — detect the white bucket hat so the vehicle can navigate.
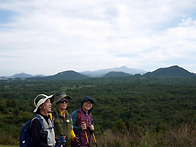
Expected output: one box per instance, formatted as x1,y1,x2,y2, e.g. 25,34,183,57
33,94,53,113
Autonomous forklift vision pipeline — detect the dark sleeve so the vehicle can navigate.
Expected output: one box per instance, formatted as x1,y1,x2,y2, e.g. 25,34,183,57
30,119,49,147
91,115,94,126
71,111,82,133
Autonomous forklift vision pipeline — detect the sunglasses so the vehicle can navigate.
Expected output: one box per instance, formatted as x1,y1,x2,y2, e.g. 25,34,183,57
59,99,68,103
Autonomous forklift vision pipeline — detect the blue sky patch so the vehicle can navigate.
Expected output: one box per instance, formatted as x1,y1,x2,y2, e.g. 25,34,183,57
0,10,14,23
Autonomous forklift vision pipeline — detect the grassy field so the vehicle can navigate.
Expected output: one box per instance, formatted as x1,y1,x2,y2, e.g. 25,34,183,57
0,145,18,147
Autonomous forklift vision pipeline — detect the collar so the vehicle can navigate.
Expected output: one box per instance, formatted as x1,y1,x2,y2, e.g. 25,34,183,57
59,110,66,115
37,112,50,124
81,108,89,115
58,109,68,118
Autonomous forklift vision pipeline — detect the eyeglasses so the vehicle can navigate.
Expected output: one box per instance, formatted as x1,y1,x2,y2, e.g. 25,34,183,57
59,99,68,103
85,101,93,105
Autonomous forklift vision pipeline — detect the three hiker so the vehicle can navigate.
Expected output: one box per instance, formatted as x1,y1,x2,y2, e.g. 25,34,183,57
71,96,95,147
30,94,56,147
29,93,95,147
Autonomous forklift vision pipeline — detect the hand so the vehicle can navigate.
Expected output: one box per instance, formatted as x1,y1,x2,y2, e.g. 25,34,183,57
74,136,79,143
89,124,94,131
81,122,87,131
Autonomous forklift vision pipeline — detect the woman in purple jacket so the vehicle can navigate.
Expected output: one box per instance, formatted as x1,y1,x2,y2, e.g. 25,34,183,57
71,96,94,147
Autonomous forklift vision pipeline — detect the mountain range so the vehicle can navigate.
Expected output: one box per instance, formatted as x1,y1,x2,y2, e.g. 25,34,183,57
81,66,147,77
0,65,195,80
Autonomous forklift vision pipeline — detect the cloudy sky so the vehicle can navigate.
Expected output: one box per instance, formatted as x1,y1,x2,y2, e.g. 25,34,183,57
0,0,196,76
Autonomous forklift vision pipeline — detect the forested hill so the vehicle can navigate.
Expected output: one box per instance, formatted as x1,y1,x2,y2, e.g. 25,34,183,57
31,70,90,80
145,65,195,77
103,71,131,77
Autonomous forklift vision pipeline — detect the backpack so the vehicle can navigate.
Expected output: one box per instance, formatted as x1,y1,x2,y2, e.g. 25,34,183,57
19,115,44,147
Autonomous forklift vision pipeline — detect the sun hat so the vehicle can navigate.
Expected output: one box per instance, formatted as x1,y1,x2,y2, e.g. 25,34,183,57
53,92,72,105
33,94,53,113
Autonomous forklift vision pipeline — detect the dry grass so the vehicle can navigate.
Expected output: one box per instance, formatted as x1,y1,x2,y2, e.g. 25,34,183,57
95,129,133,147
94,123,196,147
0,134,18,146
1,123,196,147
0,145,18,147
161,123,196,147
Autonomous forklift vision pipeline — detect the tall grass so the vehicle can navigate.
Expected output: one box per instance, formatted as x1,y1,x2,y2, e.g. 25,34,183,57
95,122,196,147
0,134,18,146
0,145,18,147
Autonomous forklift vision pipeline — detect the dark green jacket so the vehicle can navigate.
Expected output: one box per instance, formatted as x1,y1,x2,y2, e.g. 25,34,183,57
53,110,72,146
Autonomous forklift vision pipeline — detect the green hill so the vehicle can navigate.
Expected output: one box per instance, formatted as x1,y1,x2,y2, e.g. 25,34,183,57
144,65,195,77
31,70,90,80
103,71,131,77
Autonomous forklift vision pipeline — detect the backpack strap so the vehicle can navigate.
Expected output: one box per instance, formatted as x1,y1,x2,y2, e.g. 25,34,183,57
33,115,54,130
76,109,81,121
34,115,44,130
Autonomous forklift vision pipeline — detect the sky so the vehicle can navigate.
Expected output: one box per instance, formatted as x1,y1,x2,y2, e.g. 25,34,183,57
0,0,196,76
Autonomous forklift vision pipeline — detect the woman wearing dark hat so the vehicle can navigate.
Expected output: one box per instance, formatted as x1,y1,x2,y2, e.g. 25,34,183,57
52,92,78,147
71,96,95,147
30,94,56,147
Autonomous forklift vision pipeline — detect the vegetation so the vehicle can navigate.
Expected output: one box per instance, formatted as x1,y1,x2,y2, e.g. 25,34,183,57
0,145,18,147
0,75,196,146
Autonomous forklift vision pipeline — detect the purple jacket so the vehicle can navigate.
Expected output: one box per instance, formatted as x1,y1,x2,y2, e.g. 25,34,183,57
72,108,93,147
71,96,94,147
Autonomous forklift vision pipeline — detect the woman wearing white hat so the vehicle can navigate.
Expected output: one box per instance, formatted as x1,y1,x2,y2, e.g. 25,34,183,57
30,94,56,147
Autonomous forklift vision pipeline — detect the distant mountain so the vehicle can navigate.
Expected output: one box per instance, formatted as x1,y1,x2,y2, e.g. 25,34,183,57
34,74,45,77
103,71,131,77
144,65,195,77
11,73,45,78
81,66,147,77
11,73,33,78
39,70,90,80
0,76,9,80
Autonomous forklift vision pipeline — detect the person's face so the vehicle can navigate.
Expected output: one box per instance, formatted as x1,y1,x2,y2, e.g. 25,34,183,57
57,98,68,111
42,99,52,113
82,100,93,112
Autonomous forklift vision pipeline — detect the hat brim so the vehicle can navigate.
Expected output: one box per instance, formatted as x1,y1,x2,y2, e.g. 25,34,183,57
33,95,53,113
53,94,72,105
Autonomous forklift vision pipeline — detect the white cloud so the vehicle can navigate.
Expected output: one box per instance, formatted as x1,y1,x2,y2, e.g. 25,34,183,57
0,0,196,76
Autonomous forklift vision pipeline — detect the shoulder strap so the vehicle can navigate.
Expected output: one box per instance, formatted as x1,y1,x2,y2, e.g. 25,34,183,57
76,109,81,121
33,115,44,130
